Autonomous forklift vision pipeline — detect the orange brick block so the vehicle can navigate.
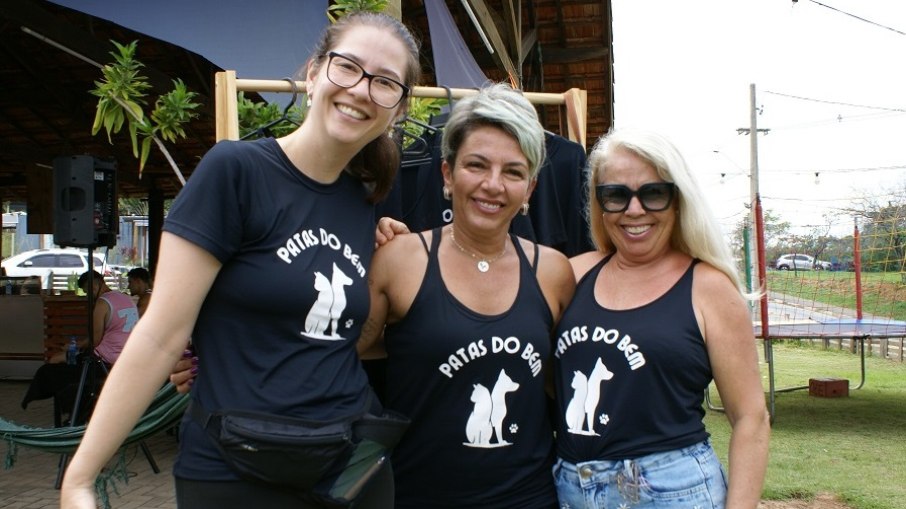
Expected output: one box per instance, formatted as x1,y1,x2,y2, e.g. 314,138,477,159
809,378,849,398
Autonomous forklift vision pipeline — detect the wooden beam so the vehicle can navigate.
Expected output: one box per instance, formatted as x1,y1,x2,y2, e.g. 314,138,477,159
541,46,610,64
520,28,537,66
499,0,520,61
464,0,519,86
215,71,239,141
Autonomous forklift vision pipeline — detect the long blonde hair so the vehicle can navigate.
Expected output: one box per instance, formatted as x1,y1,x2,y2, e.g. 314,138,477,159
586,128,749,296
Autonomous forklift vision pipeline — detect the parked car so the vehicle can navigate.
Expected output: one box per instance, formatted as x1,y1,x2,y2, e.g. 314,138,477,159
775,253,832,271
1,248,111,289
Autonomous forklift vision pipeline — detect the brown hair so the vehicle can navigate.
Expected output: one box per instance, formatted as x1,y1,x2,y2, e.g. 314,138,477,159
309,11,421,203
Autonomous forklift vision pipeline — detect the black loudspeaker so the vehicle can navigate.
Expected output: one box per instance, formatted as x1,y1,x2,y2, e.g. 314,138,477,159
53,156,118,248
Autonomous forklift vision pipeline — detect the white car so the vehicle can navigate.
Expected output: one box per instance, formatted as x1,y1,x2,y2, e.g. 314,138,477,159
1,248,110,289
775,253,831,271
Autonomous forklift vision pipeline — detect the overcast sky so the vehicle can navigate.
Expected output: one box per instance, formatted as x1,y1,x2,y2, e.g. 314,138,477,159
610,0,906,237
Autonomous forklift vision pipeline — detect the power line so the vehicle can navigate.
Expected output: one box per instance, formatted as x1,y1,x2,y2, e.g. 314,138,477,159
794,0,906,36
767,111,906,132
761,164,906,175
764,90,906,113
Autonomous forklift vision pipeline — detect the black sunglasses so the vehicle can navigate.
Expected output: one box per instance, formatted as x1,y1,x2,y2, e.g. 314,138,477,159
595,182,676,213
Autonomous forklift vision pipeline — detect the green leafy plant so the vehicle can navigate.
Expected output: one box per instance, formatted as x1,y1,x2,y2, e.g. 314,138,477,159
398,97,446,149
66,273,79,293
326,0,389,22
237,92,306,140
90,40,200,185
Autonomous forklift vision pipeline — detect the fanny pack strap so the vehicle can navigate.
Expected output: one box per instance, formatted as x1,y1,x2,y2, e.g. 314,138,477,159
351,410,408,448
187,400,220,437
188,392,404,447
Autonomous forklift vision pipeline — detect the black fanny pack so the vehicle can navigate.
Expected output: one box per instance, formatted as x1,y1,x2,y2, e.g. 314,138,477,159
190,397,409,507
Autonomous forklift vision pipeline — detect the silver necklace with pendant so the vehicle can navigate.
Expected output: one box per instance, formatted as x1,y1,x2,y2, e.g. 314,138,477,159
449,227,507,273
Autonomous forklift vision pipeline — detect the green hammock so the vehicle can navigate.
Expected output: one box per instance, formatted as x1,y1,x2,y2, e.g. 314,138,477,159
1,382,188,467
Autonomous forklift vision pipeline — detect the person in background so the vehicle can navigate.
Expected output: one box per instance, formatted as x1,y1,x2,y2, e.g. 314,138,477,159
21,270,138,416
61,10,421,509
126,267,152,317
76,270,139,366
551,128,770,508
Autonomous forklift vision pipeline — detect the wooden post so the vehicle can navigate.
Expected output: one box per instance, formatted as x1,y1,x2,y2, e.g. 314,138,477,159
215,70,239,141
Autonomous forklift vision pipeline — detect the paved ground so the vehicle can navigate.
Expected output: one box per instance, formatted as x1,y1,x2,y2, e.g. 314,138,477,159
0,379,178,509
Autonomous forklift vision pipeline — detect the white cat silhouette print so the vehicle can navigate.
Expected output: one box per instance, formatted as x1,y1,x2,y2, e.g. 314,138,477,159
302,263,354,340
464,369,520,448
564,357,613,435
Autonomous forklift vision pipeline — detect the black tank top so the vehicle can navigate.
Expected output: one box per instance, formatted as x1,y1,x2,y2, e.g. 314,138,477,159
553,255,711,463
384,228,557,508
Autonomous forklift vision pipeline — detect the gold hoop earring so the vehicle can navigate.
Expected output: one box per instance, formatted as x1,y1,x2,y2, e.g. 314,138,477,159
520,203,530,216
442,187,451,201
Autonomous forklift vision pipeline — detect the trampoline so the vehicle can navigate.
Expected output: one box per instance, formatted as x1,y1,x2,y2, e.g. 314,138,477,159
707,318,906,422
757,319,906,420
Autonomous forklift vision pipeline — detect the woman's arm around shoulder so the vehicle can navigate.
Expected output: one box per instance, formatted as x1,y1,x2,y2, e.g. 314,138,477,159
692,262,770,509
358,232,427,358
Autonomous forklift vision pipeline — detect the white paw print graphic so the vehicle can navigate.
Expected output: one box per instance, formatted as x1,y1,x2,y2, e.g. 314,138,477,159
344,319,354,329
599,413,610,425
509,423,519,434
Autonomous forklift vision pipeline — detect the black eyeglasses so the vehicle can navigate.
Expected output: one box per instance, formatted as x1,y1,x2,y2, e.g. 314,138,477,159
595,182,676,213
324,52,409,109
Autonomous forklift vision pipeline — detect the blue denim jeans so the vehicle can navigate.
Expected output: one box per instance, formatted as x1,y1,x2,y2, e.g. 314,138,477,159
553,441,728,508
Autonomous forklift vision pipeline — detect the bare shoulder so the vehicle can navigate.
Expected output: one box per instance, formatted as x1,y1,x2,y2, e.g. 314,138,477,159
374,231,428,265
692,261,740,297
534,244,574,286
568,250,606,280
692,262,753,342
372,230,430,285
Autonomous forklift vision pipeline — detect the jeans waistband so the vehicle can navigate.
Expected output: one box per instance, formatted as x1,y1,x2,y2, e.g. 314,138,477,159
556,440,714,478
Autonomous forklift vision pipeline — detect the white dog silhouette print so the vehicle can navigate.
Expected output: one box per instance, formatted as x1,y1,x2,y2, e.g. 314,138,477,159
302,263,353,340
564,358,613,435
464,369,520,447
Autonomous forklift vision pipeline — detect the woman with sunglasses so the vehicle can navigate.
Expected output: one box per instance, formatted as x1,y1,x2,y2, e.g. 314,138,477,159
61,12,420,509
551,129,770,508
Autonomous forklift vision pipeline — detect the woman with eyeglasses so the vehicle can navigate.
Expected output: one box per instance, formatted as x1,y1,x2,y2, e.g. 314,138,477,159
61,12,420,509
167,83,574,508
551,129,770,508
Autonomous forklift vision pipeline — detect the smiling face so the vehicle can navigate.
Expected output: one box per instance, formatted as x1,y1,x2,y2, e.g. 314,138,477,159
305,25,409,150
442,125,536,236
599,146,676,264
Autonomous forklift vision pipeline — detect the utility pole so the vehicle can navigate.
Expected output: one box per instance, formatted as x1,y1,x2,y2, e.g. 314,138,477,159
737,83,770,294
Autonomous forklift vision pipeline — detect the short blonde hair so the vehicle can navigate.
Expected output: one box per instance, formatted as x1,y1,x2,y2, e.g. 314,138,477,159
441,83,546,179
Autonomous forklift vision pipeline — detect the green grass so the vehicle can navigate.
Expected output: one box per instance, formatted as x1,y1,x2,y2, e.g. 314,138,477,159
767,271,906,320
706,341,906,509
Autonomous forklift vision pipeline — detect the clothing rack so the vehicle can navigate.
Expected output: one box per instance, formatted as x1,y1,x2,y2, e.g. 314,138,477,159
213,71,587,146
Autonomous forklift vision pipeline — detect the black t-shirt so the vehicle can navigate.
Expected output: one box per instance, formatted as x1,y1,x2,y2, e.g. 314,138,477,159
167,138,375,480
